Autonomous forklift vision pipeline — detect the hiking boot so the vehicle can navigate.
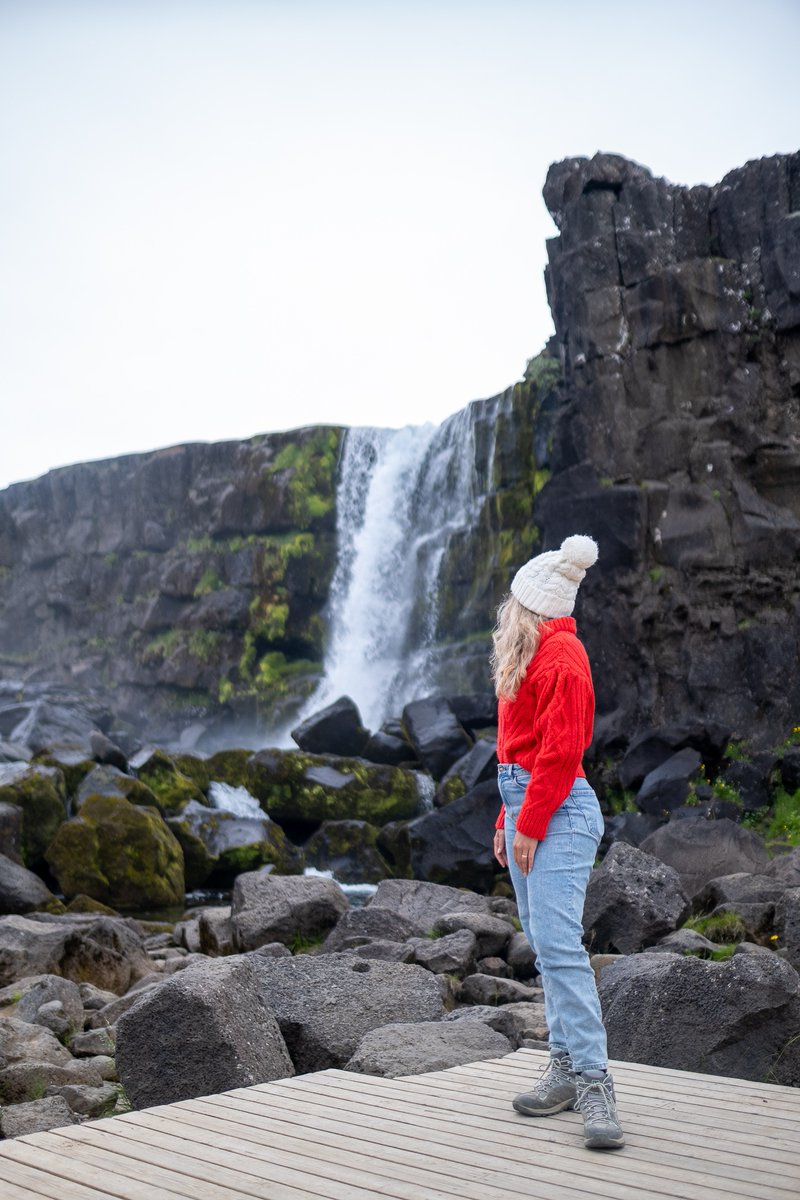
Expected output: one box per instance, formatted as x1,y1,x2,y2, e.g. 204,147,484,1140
575,1070,625,1150
512,1051,577,1116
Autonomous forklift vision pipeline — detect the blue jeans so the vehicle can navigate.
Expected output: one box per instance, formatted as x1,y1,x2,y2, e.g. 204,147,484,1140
498,764,608,1073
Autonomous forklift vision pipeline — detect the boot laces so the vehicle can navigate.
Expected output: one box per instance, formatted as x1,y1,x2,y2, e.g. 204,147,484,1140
577,1075,615,1121
534,1056,573,1093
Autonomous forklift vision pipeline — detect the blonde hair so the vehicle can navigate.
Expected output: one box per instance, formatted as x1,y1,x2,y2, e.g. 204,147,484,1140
490,594,545,702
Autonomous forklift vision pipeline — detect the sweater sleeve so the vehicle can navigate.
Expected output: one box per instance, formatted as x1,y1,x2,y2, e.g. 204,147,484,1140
514,668,593,840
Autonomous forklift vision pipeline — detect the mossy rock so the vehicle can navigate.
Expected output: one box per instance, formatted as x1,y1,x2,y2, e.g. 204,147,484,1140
172,754,212,794
245,749,421,825
304,820,393,884
76,765,159,810
32,745,96,796
65,893,120,916
44,794,185,910
135,751,205,815
167,799,300,888
205,749,254,790
0,766,67,867
376,821,413,878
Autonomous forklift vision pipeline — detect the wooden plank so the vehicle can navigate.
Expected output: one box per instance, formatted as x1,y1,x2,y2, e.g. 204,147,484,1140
227,1075,800,1193
216,1078,800,1197
168,1092,742,1200
118,1105,549,1200
48,1114,374,1200
0,1156,112,1200
21,1128,293,1200
286,1069,800,1170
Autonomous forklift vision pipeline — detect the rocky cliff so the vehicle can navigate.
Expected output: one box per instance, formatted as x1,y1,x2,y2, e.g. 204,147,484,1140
528,151,800,749
0,427,342,741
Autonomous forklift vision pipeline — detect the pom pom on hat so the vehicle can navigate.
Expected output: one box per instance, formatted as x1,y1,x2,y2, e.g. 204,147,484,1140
560,534,599,571
510,533,599,617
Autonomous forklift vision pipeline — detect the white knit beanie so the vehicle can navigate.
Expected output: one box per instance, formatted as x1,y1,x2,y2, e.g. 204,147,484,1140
510,534,599,617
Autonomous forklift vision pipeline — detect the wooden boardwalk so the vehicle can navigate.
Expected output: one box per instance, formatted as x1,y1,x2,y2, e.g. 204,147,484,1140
0,1047,798,1199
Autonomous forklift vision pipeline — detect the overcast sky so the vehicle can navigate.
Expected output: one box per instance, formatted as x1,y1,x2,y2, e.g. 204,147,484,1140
1,0,798,490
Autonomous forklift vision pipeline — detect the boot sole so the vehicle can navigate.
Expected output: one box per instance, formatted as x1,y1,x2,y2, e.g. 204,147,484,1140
512,1096,576,1117
585,1133,625,1150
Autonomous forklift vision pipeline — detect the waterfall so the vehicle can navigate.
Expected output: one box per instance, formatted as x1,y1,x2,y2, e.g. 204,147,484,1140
296,394,509,734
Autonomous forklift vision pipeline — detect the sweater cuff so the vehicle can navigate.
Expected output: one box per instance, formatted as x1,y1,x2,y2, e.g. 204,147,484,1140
515,805,553,841
495,805,504,830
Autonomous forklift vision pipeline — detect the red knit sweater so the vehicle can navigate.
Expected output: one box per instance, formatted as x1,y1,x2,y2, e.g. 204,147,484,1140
495,616,595,840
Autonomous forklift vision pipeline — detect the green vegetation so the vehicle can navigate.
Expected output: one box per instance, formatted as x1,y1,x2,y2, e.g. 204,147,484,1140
523,352,562,392
764,788,800,845
289,932,327,955
194,567,224,597
267,428,341,526
684,911,748,944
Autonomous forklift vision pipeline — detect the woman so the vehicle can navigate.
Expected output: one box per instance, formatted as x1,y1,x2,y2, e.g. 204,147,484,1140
491,534,624,1151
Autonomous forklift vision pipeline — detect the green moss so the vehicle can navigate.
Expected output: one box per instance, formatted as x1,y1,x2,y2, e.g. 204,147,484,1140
45,794,184,909
684,912,748,944
136,751,204,814
248,596,290,642
267,428,341,527
289,931,327,955
194,568,224,597
188,630,223,661
247,750,419,824
603,788,638,816
0,768,67,868
438,777,467,806
532,468,551,495
144,629,181,661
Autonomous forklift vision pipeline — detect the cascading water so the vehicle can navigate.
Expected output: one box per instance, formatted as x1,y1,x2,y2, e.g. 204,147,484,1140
296,393,510,732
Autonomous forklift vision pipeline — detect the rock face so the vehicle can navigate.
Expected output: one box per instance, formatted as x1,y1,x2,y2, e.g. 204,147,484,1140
583,842,691,953
538,150,800,748
0,428,342,742
599,949,800,1085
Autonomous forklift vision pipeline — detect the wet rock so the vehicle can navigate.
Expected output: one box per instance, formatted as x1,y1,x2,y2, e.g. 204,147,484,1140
599,948,800,1084
406,780,500,892
0,766,67,868
360,731,414,767
75,765,157,810
448,694,498,734
0,852,61,915
583,842,691,953
0,1095,77,1137
401,698,472,780
230,869,348,951
250,952,444,1073
303,820,392,884
291,696,370,758
116,956,294,1108
45,794,185,909
345,1020,511,1078
134,750,204,815
168,800,299,890
435,740,497,806
247,749,421,825
641,818,769,900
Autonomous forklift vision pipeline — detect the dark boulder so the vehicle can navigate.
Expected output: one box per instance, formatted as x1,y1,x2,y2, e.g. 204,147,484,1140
619,723,729,791
720,757,774,811
435,740,497,806
290,696,370,758
583,842,690,953
599,949,800,1085
0,853,60,916
602,811,662,850
89,732,128,773
303,820,392,884
322,907,420,952
401,697,472,780
775,887,800,971
406,780,500,892
780,749,800,792
230,870,348,952
641,818,769,900
635,749,702,816
448,694,498,733
360,730,414,767
116,956,294,1108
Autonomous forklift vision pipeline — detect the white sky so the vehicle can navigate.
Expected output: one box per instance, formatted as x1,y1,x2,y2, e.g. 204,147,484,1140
1,0,799,490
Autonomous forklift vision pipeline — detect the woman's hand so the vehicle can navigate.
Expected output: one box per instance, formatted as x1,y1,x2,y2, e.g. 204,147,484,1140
513,832,539,876
492,829,508,867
